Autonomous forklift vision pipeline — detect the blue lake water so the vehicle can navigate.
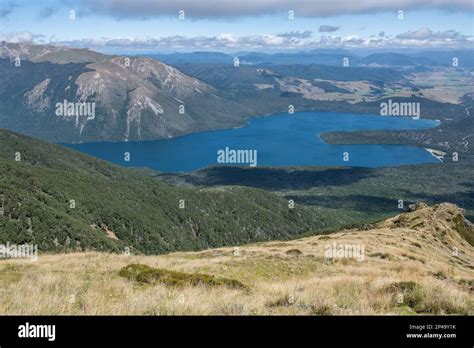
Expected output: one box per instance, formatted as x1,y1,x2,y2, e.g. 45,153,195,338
63,111,441,172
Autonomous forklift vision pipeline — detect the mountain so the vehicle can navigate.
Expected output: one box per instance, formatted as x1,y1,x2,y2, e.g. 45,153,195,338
149,51,234,65
0,202,472,314
358,50,474,68
150,49,474,68
0,128,328,253
410,50,474,68
360,53,434,67
148,49,474,69
238,49,359,66
237,49,474,68
176,63,406,93
0,41,108,64
147,49,358,67
0,42,250,142
267,64,405,82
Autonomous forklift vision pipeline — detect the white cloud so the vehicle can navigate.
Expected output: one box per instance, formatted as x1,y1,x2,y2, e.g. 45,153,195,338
396,28,467,40
0,32,46,43
2,28,472,51
218,33,239,44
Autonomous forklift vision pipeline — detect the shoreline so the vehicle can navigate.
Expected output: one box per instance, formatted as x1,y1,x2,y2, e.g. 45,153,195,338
424,148,446,162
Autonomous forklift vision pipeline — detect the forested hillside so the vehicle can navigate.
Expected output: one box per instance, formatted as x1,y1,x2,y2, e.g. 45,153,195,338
0,129,326,254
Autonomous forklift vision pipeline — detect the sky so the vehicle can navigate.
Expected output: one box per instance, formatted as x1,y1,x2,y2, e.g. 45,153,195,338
0,0,473,52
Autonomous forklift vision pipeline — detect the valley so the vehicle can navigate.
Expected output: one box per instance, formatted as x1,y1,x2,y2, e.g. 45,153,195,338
1,43,473,253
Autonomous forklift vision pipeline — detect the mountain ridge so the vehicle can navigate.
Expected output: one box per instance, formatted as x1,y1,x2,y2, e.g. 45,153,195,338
0,201,472,315
0,42,251,142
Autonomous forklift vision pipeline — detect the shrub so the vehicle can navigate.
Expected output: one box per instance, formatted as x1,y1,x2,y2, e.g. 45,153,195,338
285,249,303,256
119,264,247,289
432,271,447,280
369,252,394,260
310,304,332,315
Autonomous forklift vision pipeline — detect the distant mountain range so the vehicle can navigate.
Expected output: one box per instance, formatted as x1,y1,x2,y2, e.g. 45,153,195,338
0,42,471,144
151,48,474,68
150,48,356,66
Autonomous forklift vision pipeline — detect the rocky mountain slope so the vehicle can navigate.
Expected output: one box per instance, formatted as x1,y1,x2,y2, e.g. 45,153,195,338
0,42,250,142
0,202,472,315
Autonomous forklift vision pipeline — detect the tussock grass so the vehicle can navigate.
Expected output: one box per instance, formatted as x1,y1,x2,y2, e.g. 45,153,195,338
0,203,472,315
285,249,303,256
119,263,246,289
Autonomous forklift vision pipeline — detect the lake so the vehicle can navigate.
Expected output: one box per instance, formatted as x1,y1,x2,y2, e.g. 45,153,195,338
63,111,441,172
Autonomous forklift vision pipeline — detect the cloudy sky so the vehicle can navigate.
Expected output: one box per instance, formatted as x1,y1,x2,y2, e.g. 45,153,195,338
0,0,473,52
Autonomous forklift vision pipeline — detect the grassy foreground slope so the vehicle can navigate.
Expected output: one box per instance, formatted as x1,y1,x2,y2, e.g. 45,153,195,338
0,203,472,315
0,129,328,254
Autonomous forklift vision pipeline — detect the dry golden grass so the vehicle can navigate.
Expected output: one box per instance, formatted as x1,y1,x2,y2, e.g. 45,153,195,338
0,203,472,315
